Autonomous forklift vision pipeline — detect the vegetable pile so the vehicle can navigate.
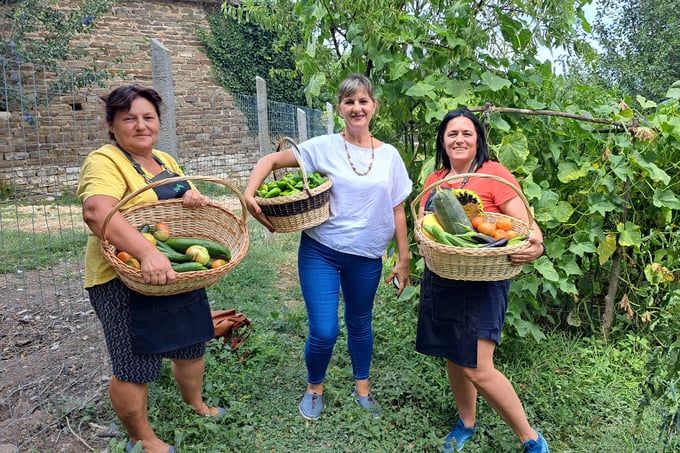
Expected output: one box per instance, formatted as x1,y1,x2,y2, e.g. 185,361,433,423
255,171,328,198
115,223,231,272
422,188,526,248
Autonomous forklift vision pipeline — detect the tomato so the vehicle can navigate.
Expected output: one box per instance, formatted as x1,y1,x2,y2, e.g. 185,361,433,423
116,251,133,262
476,221,497,237
493,229,508,240
153,223,170,241
211,258,227,269
505,229,519,240
186,245,210,265
471,216,485,230
495,217,513,231
125,258,141,269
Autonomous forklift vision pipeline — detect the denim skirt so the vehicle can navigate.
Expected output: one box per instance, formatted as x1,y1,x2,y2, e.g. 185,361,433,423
415,267,509,368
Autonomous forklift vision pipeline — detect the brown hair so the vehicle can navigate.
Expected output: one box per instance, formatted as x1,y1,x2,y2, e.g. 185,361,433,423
101,85,163,140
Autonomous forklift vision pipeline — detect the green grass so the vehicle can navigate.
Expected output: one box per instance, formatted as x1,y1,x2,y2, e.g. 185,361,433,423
101,223,676,452
0,229,87,273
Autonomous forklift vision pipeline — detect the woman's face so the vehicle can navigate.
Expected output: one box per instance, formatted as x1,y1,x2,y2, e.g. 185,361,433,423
338,88,376,131
110,97,160,154
442,115,477,167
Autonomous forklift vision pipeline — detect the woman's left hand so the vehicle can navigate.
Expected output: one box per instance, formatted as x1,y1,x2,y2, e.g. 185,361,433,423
385,259,410,296
182,189,209,208
508,239,544,265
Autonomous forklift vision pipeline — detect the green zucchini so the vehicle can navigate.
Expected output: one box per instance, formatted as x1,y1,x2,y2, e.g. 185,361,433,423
165,237,231,260
433,189,473,234
171,262,208,273
156,241,193,262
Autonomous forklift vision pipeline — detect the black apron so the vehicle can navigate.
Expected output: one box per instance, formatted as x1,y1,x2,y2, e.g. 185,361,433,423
119,146,215,355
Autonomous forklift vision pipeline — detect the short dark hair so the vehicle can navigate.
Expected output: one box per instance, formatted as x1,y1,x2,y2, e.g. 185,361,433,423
435,108,489,171
101,85,163,140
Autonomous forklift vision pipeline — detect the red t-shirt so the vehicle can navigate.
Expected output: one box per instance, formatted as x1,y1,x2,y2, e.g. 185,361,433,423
420,161,520,214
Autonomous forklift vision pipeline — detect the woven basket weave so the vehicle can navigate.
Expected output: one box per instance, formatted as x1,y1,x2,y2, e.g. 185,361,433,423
255,137,332,233
101,175,249,296
411,173,533,281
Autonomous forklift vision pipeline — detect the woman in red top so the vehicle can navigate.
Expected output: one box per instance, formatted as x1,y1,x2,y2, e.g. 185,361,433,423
416,108,549,452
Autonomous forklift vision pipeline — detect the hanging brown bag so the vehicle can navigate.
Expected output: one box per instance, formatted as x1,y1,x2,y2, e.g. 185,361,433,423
211,309,252,350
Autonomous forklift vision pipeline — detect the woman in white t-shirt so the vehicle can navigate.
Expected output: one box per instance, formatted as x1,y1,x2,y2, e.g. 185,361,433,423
244,74,412,420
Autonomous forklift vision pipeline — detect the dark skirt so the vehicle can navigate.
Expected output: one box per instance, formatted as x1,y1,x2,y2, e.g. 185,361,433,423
415,267,509,368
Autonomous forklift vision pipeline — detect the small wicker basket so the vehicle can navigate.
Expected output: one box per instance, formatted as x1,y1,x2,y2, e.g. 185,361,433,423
411,173,533,281
100,175,249,296
255,137,332,233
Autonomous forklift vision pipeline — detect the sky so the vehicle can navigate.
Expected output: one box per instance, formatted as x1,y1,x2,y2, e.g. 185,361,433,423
536,1,600,73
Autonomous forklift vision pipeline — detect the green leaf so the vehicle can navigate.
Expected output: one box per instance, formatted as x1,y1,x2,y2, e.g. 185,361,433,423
397,286,417,302
569,241,597,257
405,81,436,99
522,175,542,201
617,222,642,248
496,132,529,172
631,151,670,184
652,189,680,210
557,161,589,183
480,71,511,92
597,234,617,265
389,60,410,81
305,72,326,98
560,257,582,276
488,113,511,132
636,95,657,110
665,87,680,99
533,256,559,282
527,99,546,109
566,308,581,326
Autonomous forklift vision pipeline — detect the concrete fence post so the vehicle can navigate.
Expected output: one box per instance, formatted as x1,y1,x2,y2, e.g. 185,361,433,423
256,76,270,157
326,102,334,134
296,108,307,143
150,38,177,158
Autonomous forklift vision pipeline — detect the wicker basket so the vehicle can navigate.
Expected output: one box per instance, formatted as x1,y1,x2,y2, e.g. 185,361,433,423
411,173,533,281
255,137,332,233
101,175,249,296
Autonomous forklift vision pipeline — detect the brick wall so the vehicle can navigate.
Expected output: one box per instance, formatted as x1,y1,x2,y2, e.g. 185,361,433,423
0,0,259,198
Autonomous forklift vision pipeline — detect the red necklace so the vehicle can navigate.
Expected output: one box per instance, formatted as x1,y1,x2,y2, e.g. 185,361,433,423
342,132,375,176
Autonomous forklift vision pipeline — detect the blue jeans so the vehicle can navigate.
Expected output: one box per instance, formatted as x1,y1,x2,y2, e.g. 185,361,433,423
298,233,383,384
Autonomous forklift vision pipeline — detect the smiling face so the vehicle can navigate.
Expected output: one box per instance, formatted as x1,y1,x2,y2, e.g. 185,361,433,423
338,88,376,132
109,96,160,155
442,115,478,170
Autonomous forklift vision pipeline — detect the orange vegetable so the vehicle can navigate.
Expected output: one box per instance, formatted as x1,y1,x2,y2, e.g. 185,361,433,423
495,217,513,231
476,221,497,237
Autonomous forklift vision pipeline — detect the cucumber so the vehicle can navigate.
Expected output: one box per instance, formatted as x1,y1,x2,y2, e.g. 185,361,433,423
156,241,193,263
165,237,231,260
433,189,473,234
171,262,208,273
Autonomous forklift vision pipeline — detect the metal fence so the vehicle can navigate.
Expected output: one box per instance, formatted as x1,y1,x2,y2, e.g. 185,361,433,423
0,56,328,450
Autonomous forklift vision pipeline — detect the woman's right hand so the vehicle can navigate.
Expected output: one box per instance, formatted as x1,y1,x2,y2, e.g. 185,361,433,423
138,248,176,285
244,194,275,232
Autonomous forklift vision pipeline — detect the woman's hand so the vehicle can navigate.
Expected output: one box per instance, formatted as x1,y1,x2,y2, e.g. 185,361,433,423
182,189,209,208
138,248,177,285
244,194,275,232
508,239,544,265
385,259,410,296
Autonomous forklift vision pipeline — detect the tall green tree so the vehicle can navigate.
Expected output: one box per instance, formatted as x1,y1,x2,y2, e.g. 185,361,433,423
591,0,680,100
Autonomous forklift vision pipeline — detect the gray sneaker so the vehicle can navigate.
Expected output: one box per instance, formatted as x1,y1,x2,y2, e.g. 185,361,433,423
298,392,324,420
352,391,381,418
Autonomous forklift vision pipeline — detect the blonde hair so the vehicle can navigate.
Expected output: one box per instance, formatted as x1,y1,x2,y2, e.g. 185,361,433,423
337,74,376,104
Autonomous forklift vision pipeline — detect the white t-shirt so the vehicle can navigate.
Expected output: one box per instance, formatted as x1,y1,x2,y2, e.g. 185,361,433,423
297,133,412,258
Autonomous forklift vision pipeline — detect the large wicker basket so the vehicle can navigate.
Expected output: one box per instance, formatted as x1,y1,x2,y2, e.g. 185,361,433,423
255,137,332,233
101,175,249,296
411,173,533,281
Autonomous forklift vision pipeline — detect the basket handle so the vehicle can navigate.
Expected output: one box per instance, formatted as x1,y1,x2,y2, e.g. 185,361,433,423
275,136,314,197
100,175,248,243
409,172,534,225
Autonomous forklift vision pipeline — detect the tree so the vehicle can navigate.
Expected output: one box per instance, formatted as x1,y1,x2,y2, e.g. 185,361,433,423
197,8,305,104
591,0,680,101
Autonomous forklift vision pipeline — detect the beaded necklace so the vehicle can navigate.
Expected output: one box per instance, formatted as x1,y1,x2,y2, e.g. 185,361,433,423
342,132,375,176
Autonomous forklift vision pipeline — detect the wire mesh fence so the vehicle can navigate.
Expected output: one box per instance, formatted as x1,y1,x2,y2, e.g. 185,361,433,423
0,55,328,450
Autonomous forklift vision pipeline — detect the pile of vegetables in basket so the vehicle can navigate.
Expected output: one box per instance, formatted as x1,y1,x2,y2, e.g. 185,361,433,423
255,171,328,198
115,223,231,272
422,188,526,248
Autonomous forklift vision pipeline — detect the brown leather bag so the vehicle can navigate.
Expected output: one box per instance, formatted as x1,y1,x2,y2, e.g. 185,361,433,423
211,309,252,350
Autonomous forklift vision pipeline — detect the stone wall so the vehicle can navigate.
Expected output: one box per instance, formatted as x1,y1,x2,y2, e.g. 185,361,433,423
0,0,259,197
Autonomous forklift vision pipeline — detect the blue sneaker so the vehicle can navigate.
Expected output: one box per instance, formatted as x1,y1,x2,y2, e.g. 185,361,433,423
442,418,477,452
352,391,381,418
298,392,324,420
522,431,550,453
